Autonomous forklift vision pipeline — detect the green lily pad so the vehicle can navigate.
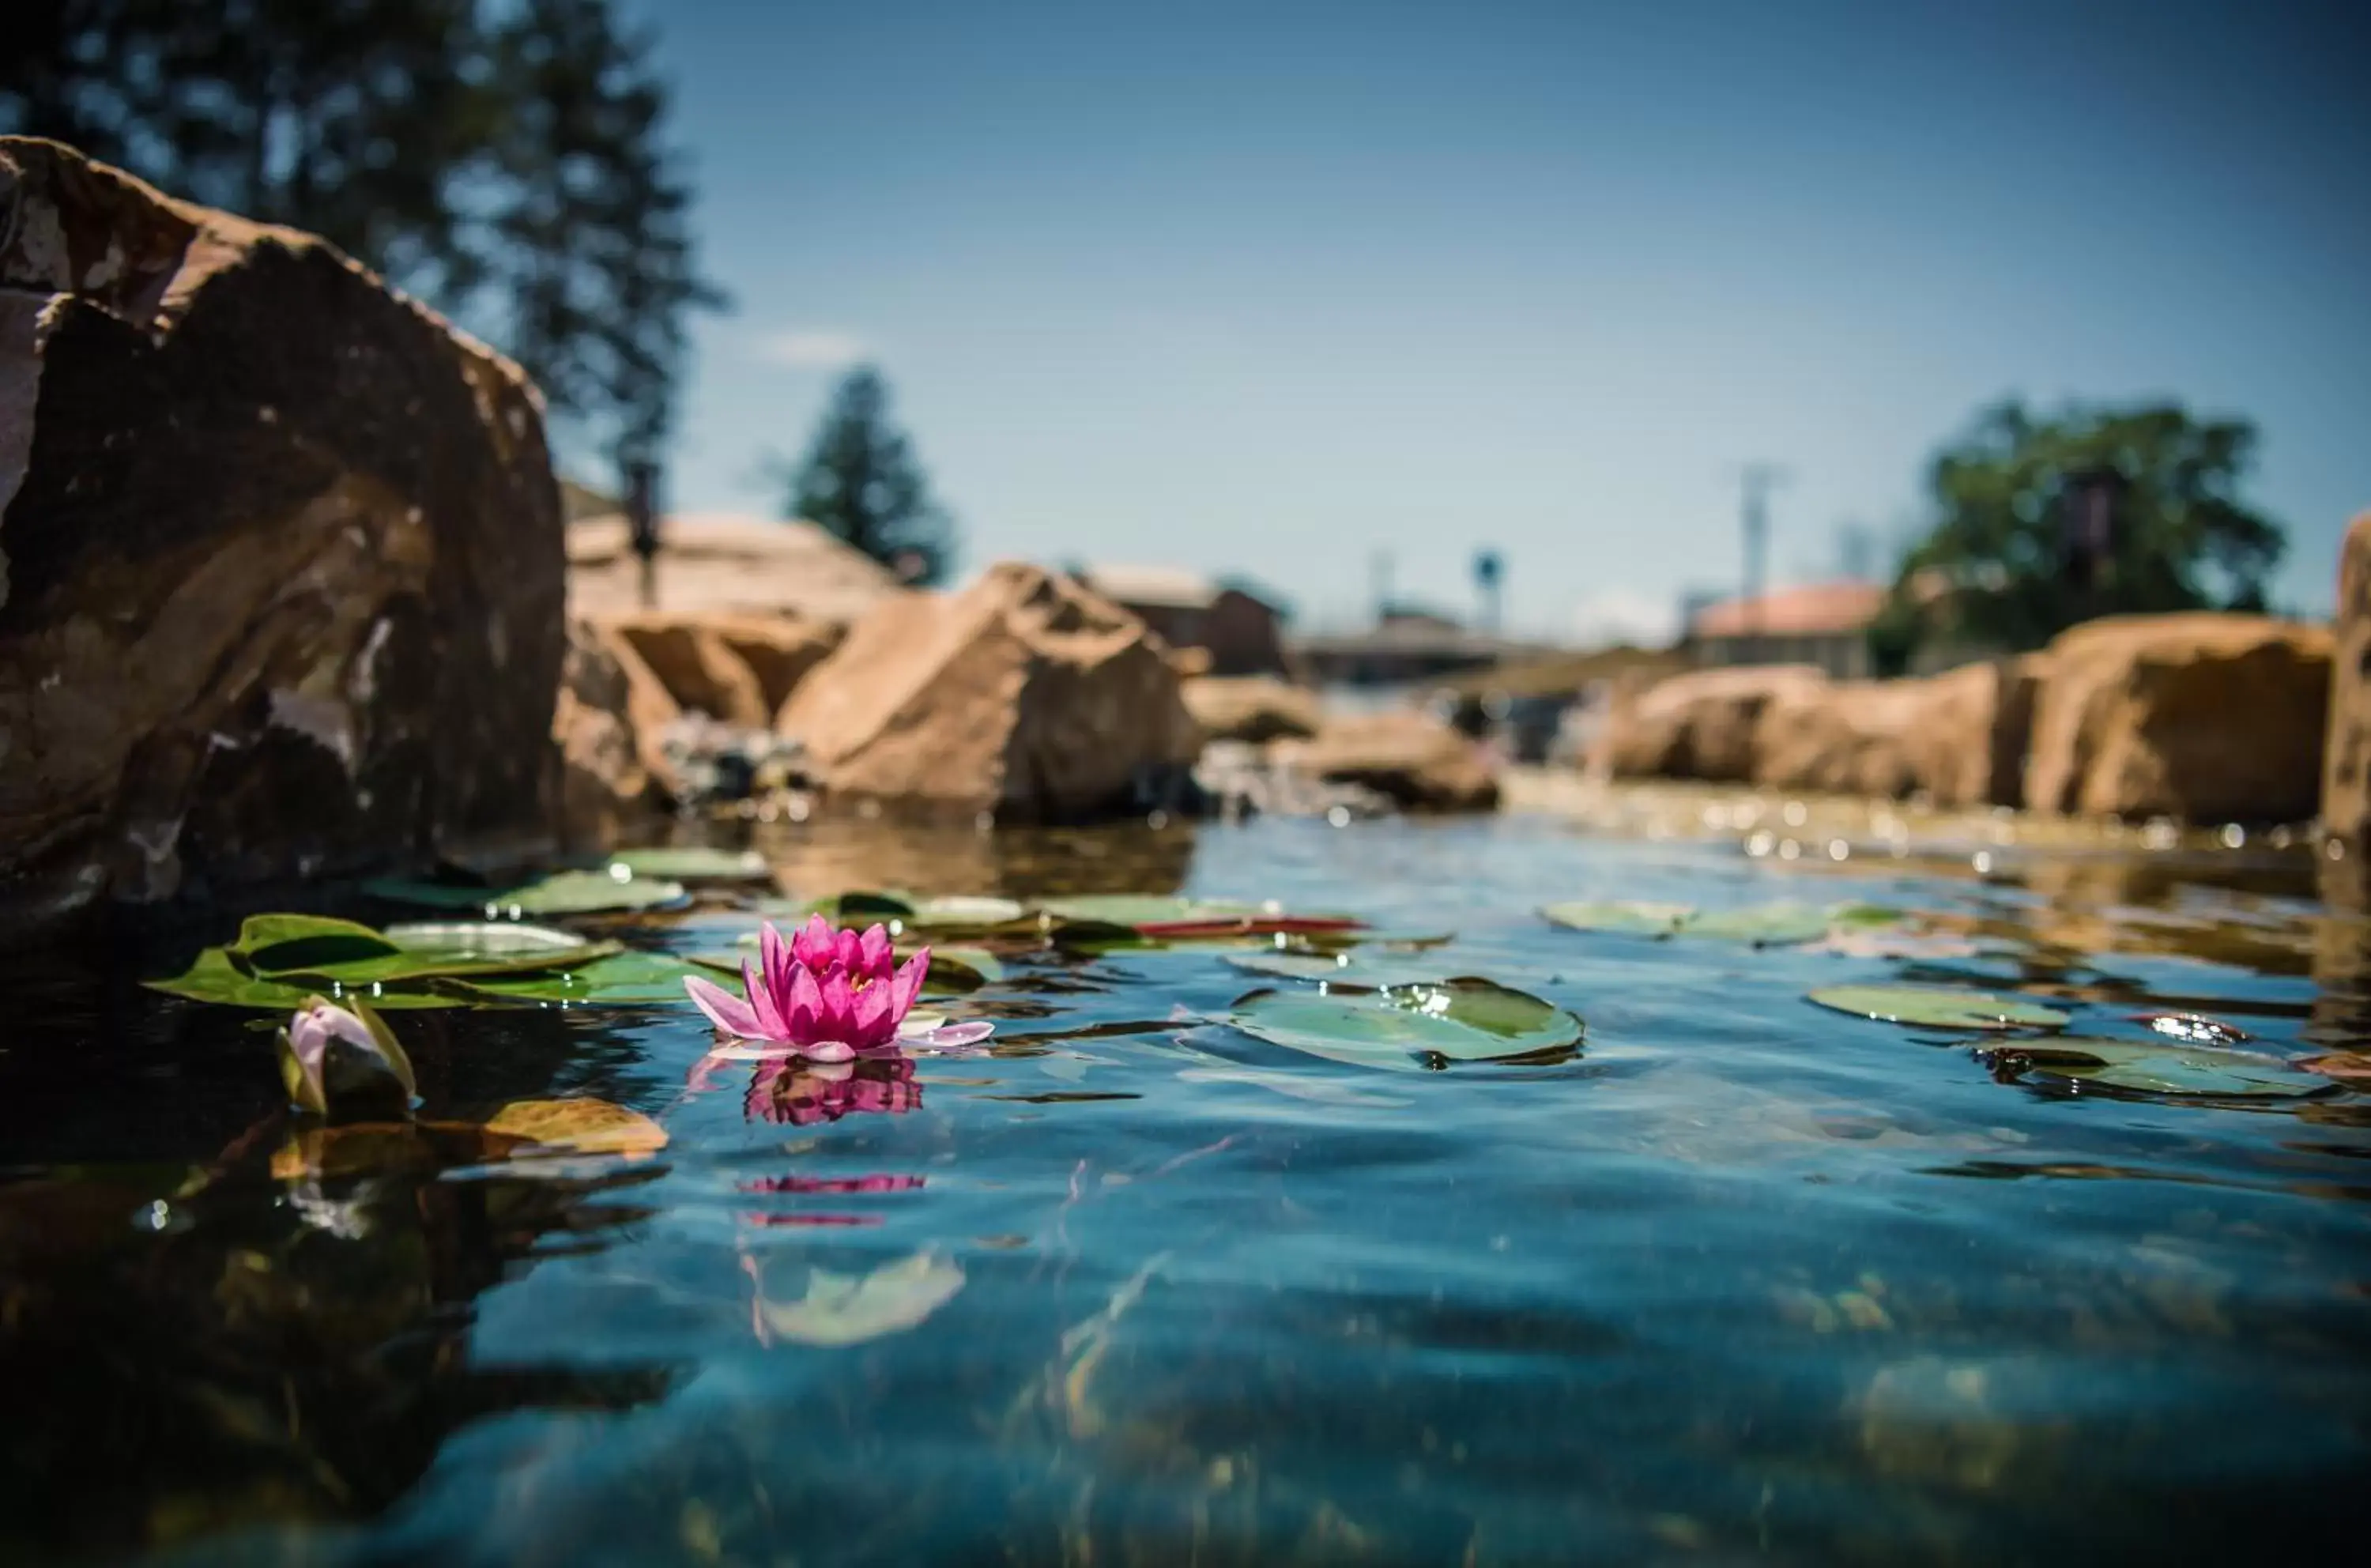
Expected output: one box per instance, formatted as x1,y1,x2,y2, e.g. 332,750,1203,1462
443,949,714,1006
605,847,770,882
904,895,1029,929
383,921,594,956
1807,983,2069,1031
1227,978,1583,1072
1540,901,1694,937
1038,895,1363,939
149,948,459,1011
149,912,691,1011
1681,903,1837,946
2000,1038,2331,1099
364,869,688,917
915,944,1005,989
1545,899,1892,947
1223,951,1443,987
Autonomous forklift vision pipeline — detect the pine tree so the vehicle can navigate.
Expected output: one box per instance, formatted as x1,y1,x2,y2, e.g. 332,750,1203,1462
786,368,958,586
0,0,722,466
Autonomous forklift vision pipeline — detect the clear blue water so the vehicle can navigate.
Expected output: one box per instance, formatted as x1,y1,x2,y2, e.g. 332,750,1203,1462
4,812,2368,1564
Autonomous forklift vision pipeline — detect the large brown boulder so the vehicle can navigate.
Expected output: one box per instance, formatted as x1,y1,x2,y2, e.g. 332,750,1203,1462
1751,658,2044,807
0,139,562,925
1594,665,1827,782
1273,710,1500,812
1182,674,1322,743
775,564,1204,820
2323,513,2371,850
2024,612,2331,824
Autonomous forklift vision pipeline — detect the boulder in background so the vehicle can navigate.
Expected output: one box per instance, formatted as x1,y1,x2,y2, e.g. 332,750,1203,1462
1182,674,1322,744
776,564,1204,821
2024,613,2331,823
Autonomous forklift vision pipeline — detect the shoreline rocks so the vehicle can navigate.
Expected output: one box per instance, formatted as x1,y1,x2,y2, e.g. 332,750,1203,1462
1585,610,2329,827
2321,513,2371,852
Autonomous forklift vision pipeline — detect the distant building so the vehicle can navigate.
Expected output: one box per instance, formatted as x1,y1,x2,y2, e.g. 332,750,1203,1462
1076,564,1291,677
1686,575,1997,677
1294,609,1525,688
1686,581,1887,678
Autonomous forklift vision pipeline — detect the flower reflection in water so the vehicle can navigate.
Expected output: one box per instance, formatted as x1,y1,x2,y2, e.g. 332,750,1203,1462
748,1054,921,1125
737,1172,926,1229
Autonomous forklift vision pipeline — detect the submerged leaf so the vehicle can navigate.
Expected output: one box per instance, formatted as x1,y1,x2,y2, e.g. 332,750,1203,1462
484,1098,669,1157
752,1251,967,1347
1227,978,1583,1072
1807,983,2069,1031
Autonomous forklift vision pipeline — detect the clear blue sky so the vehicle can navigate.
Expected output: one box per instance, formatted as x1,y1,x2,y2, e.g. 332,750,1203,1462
613,0,2369,640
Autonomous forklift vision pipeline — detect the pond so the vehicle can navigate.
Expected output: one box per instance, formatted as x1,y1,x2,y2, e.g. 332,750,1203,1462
3,808,2367,1563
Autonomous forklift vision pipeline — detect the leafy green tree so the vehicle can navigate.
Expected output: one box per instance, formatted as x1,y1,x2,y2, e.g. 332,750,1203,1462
784,367,957,586
1881,398,2286,658
0,0,721,466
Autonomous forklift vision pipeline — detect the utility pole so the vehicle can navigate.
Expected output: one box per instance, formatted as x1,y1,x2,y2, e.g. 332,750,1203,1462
624,458,662,610
1736,463,1789,662
1370,549,1396,624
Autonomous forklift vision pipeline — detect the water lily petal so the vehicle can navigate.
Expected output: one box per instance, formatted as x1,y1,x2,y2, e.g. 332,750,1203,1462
888,949,931,1020
850,976,895,1046
803,1038,857,1064
760,921,793,1014
903,1020,994,1051
835,927,863,974
857,922,895,978
684,975,766,1038
787,965,824,1042
744,959,791,1040
819,968,859,1041
793,914,839,971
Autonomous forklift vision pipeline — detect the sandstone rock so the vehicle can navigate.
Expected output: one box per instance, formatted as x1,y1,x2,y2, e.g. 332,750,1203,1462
551,620,665,850
0,139,562,925
718,615,841,714
567,511,899,627
1273,709,1500,812
592,613,770,729
1182,674,1322,743
2322,513,2371,848
1594,665,1827,782
775,564,1204,821
1751,658,2044,808
2024,613,2331,824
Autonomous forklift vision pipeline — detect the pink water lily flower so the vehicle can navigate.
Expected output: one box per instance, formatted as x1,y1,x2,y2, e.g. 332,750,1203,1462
683,914,993,1061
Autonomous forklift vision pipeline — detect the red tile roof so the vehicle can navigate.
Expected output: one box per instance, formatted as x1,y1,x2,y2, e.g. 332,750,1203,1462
1689,581,1885,640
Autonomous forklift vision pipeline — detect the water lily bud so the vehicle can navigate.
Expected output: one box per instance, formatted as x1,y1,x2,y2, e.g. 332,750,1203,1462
277,997,417,1122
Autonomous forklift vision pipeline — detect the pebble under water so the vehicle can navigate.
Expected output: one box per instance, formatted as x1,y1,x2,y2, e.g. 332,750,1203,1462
3,810,2368,1564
